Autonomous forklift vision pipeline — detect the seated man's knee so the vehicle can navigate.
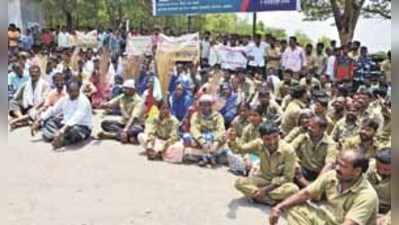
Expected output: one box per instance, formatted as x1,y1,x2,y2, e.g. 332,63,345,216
234,177,247,190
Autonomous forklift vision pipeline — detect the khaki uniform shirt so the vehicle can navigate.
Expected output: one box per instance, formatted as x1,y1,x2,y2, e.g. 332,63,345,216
377,119,391,147
331,118,360,142
307,170,378,225
239,123,260,145
284,126,306,143
190,111,225,145
228,139,296,185
257,101,283,124
108,94,142,124
367,159,391,213
230,116,249,138
266,47,281,69
291,133,337,173
381,60,391,82
299,77,321,89
315,53,327,75
144,115,180,151
281,99,306,135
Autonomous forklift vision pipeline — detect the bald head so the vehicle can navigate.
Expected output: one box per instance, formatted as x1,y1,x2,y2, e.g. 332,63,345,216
339,150,369,173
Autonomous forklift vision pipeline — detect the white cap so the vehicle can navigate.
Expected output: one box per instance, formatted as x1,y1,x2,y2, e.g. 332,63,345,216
199,94,214,103
123,79,136,89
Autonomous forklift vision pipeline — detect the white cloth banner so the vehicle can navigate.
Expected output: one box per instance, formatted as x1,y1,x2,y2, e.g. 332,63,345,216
217,46,248,70
75,30,98,48
126,35,152,56
157,33,200,53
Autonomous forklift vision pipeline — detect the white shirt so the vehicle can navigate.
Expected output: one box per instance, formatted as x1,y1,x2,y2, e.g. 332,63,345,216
282,46,306,72
57,32,70,48
209,44,221,67
41,94,93,129
246,42,267,67
82,60,94,82
326,55,336,80
201,39,211,59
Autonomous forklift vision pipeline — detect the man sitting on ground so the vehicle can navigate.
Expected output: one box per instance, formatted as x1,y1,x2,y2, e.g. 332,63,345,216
31,79,92,149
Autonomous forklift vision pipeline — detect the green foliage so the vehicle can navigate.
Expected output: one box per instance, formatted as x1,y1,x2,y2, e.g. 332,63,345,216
317,36,332,48
202,14,238,34
301,0,391,21
264,27,287,40
294,31,313,47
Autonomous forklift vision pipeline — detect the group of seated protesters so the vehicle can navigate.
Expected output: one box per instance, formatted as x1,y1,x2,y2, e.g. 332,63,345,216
8,28,391,225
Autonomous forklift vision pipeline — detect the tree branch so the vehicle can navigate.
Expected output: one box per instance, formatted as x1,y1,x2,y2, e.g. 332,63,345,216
362,6,391,19
330,0,343,31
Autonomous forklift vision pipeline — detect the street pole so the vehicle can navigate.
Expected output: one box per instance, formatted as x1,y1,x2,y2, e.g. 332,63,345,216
188,15,192,33
252,12,257,37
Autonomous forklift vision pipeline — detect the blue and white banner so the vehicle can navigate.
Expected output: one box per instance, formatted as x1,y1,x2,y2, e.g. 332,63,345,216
153,0,301,16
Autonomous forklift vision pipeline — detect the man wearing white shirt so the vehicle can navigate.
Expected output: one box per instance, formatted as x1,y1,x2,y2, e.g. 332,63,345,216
325,47,336,81
32,80,92,149
246,34,267,76
281,36,306,73
200,31,211,67
57,27,70,49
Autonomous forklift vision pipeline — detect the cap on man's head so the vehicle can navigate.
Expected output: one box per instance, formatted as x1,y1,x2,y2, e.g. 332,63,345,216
123,79,136,89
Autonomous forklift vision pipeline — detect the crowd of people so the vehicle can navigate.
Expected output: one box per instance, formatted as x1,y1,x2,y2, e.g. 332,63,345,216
8,23,391,225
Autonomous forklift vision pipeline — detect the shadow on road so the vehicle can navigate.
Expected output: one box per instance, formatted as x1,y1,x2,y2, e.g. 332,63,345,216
54,138,94,152
226,197,270,219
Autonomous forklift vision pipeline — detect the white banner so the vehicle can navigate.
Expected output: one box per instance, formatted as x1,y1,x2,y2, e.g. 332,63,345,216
217,46,248,70
75,30,98,48
126,35,152,56
157,33,200,62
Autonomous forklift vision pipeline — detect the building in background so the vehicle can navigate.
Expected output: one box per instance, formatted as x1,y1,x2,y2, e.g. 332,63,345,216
8,0,45,30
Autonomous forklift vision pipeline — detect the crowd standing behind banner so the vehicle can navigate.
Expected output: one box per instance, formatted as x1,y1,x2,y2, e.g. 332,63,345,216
8,23,392,225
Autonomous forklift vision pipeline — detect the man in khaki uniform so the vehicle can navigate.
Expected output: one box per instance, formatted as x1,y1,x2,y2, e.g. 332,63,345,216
331,105,360,142
341,119,380,159
97,79,143,143
328,96,346,127
188,94,225,167
283,109,312,143
376,100,391,147
269,150,379,225
291,116,337,188
138,100,180,160
367,148,391,214
251,89,283,124
230,103,250,138
226,108,263,176
380,51,391,84
312,96,334,134
274,69,293,102
227,122,299,205
281,85,307,136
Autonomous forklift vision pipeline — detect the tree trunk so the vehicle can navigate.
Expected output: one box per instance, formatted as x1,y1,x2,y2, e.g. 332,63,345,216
65,11,73,31
337,29,354,45
330,0,365,45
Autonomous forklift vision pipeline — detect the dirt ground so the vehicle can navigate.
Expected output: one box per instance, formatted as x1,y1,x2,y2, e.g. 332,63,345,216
3,115,279,225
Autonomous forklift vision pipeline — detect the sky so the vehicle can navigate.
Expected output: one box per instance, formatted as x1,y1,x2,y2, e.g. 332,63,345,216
237,11,391,53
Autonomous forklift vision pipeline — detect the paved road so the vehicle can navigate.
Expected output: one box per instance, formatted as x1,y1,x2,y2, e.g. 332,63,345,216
4,119,277,225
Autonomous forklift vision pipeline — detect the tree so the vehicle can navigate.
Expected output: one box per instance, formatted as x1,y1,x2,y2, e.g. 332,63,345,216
265,27,287,40
318,36,332,48
301,0,391,45
294,31,313,47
